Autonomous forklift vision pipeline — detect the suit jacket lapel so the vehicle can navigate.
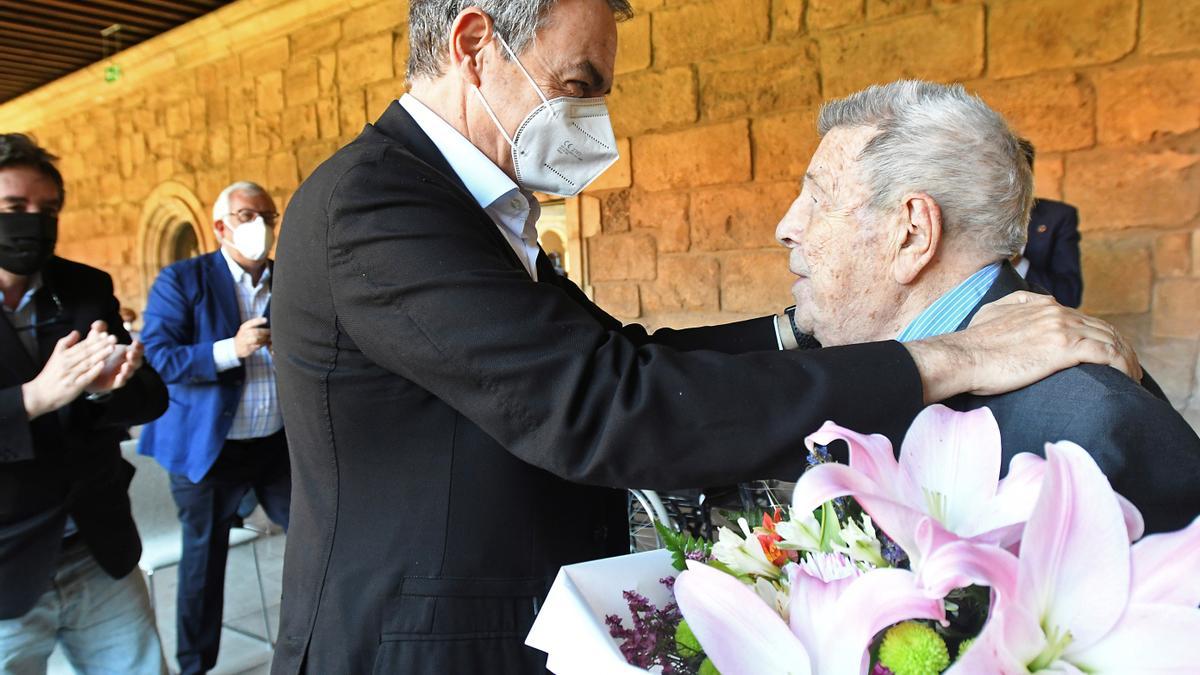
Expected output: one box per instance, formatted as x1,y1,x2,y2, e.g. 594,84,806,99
32,284,64,365
372,101,473,200
534,248,559,284
368,101,528,274
0,308,36,382
956,261,1033,331
205,251,241,337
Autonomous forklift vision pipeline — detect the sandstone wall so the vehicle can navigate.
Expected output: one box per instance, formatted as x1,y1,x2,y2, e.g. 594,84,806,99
0,0,1197,424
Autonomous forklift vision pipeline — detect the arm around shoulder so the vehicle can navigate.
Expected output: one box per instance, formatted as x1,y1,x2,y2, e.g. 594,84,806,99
324,158,925,488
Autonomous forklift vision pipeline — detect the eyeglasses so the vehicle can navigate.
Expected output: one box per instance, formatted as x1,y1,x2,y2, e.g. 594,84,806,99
226,208,279,227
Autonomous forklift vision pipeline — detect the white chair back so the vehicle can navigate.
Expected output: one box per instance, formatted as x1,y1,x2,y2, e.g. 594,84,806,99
121,440,184,572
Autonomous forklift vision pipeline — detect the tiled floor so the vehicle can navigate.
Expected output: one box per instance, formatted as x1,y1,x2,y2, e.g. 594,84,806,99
49,520,286,675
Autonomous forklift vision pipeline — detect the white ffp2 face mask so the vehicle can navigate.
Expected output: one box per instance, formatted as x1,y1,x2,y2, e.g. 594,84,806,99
473,35,619,197
224,216,273,262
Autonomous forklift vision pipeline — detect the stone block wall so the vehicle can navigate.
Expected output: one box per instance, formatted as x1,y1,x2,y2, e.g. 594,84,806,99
0,0,1197,424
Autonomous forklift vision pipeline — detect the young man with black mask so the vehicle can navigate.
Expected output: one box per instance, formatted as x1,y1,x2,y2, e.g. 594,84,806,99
0,133,169,674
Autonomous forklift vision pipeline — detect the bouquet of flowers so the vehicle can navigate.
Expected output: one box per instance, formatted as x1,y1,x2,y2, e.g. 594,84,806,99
593,404,1200,674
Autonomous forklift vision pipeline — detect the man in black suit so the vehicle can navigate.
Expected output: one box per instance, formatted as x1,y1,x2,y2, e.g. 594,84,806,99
776,81,1199,535
270,3,1138,673
0,134,169,673
1014,140,1083,307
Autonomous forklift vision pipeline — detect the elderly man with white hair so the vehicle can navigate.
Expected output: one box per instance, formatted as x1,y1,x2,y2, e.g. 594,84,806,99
139,181,291,675
777,79,1200,534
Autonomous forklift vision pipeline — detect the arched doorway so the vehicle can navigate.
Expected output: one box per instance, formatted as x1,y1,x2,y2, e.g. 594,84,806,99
136,181,213,304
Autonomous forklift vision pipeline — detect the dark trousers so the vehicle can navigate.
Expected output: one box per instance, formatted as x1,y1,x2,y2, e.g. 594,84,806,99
169,430,290,675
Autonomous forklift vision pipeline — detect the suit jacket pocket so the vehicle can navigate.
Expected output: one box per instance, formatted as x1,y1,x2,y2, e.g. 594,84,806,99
381,575,546,639
374,576,548,674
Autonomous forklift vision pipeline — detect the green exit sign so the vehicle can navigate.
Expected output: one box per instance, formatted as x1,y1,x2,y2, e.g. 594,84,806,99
104,64,122,83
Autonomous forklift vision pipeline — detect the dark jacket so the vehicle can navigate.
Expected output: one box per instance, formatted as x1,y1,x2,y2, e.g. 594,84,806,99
1025,198,1083,308
0,257,168,619
944,263,1200,533
269,102,925,674
138,251,265,482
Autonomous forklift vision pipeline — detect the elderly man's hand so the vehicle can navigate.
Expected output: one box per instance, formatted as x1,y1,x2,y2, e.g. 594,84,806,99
906,291,1140,403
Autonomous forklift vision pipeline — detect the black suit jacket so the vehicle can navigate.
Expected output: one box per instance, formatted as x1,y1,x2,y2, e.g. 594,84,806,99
1024,198,1082,308
269,102,925,674
0,257,168,619
943,263,1200,534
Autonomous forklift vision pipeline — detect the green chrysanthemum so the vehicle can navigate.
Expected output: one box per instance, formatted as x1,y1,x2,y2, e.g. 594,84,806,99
957,638,975,659
878,622,950,675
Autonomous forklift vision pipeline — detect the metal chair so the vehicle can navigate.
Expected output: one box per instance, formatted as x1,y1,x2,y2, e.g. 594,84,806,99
628,481,796,552
120,441,275,647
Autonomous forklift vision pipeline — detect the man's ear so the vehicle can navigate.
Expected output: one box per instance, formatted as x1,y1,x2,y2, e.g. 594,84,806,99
449,8,495,88
893,193,942,285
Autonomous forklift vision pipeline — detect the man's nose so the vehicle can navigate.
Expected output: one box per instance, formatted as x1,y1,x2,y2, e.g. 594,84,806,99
776,219,801,248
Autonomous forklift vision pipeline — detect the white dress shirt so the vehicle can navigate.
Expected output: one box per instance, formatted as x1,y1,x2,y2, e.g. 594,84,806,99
400,94,791,351
211,248,283,440
400,94,543,281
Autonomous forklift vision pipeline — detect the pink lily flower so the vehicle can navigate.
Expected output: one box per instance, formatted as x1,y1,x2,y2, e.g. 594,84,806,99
791,405,1144,570
948,441,1200,673
674,554,945,675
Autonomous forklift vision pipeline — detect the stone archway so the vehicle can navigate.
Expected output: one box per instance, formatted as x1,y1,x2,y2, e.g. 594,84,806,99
136,181,213,302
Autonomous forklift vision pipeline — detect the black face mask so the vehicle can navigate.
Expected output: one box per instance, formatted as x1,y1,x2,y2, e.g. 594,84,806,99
0,212,57,276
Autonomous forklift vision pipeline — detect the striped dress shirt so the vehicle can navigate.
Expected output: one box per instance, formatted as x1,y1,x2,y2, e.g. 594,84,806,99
212,249,283,440
896,262,1002,342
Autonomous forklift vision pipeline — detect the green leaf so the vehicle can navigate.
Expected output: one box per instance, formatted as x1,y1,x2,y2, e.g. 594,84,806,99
675,620,703,658
818,501,839,552
655,521,711,572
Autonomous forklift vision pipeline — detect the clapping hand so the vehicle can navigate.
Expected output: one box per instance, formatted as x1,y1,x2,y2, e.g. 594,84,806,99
21,320,118,420
86,322,146,395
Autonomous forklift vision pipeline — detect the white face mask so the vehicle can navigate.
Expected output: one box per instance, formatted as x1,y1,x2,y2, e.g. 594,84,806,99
223,215,273,262
472,34,619,197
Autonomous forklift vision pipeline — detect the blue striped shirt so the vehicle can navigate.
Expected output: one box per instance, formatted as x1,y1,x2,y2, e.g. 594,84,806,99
213,249,282,440
897,263,1002,342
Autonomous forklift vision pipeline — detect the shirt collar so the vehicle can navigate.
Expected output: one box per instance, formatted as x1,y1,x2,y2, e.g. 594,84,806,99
398,94,526,220
219,247,270,290
0,272,42,314
896,262,1003,342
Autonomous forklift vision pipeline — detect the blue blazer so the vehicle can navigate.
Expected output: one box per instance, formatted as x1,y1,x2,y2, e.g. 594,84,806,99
138,252,254,482
1025,198,1082,308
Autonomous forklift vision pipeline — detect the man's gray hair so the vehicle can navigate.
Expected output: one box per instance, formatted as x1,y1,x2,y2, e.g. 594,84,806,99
212,181,268,223
818,80,1032,257
407,0,634,81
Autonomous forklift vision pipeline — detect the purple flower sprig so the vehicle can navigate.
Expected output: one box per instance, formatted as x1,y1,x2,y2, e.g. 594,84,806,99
606,579,704,674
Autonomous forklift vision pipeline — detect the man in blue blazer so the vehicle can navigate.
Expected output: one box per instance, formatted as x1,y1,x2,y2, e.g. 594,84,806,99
139,181,290,675
1015,140,1083,308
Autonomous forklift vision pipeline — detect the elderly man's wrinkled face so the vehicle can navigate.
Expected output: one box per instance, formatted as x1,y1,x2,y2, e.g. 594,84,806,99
775,126,904,347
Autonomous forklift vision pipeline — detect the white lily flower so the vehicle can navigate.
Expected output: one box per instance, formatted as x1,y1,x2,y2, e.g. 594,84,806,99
711,526,782,580
833,514,886,569
774,511,824,552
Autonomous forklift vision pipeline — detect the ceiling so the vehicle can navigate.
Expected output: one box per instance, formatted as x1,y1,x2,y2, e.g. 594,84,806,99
0,0,233,104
